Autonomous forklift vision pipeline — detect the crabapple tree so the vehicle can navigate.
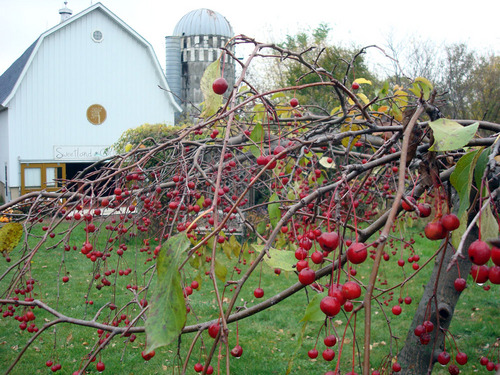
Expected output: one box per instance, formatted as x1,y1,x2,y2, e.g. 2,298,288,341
1,35,500,375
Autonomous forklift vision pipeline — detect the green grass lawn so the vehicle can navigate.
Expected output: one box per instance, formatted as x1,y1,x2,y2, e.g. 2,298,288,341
0,217,499,374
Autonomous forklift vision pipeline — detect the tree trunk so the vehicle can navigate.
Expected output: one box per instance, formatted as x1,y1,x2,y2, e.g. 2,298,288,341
398,229,475,374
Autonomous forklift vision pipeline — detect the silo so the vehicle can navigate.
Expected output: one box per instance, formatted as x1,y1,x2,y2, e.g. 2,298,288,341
165,36,182,106
166,9,235,115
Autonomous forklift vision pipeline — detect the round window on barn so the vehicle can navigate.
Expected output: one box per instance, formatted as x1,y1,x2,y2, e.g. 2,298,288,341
92,30,103,43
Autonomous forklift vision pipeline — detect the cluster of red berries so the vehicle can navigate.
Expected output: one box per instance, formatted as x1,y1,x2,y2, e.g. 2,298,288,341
308,334,338,362
45,360,62,372
423,213,460,240
479,355,500,372
468,240,500,285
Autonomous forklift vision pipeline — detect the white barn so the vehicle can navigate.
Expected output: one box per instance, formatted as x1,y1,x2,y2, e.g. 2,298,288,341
0,2,181,202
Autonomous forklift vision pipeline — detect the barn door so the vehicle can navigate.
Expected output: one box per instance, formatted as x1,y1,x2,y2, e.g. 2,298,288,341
21,163,66,195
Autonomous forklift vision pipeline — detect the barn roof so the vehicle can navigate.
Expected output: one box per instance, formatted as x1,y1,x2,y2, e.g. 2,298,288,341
0,39,37,108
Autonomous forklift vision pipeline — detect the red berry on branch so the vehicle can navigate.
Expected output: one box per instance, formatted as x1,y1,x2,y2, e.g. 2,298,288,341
424,221,447,241
441,214,460,231
317,232,339,252
298,268,316,285
454,277,466,292
208,323,220,338
468,239,491,265
323,335,337,347
212,77,228,95
456,352,468,365
438,351,451,365
401,196,416,211
307,348,318,359
347,242,368,264
230,345,243,358
254,287,264,298
320,296,341,317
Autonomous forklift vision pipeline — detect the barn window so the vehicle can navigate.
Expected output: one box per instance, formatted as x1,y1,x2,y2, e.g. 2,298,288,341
92,30,103,43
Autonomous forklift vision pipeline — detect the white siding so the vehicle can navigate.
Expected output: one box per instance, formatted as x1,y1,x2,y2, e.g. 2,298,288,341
0,110,9,191
7,8,177,187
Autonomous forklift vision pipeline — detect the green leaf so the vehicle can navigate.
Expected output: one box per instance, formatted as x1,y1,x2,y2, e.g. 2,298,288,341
271,92,286,100
378,80,389,98
214,259,227,282
189,253,201,269
391,103,403,122
196,195,205,208
276,233,287,249
249,122,264,158
451,211,468,250
200,60,223,118
408,84,420,98
481,203,499,242
429,119,479,152
145,234,189,353
263,248,296,272
315,174,325,186
0,222,23,253
238,85,250,93
414,77,433,100
253,104,266,123
406,215,414,229
474,148,491,189
450,148,483,218
229,235,241,257
256,221,267,235
268,193,281,229
222,241,232,259
300,292,327,322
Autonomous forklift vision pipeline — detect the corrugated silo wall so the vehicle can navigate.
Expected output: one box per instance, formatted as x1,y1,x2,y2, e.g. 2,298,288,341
165,36,182,106
181,35,236,110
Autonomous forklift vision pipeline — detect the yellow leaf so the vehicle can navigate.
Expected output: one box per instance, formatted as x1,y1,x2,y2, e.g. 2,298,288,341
0,223,23,253
393,90,409,107
124,143,133,152
357,92,370,105
354,78,372,85
200,60,223,118
340,123,362,150
330,106,341,116
391,104,403,122
414,77,433,91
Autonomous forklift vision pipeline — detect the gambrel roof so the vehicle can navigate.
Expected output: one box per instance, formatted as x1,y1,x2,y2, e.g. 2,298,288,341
0,2,181,112
0,40,38,106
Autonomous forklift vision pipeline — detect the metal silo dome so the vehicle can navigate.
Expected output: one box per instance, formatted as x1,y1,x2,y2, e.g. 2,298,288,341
173,9,234,37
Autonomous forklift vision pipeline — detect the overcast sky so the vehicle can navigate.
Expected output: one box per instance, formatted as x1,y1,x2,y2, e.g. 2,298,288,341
1,0,498,75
